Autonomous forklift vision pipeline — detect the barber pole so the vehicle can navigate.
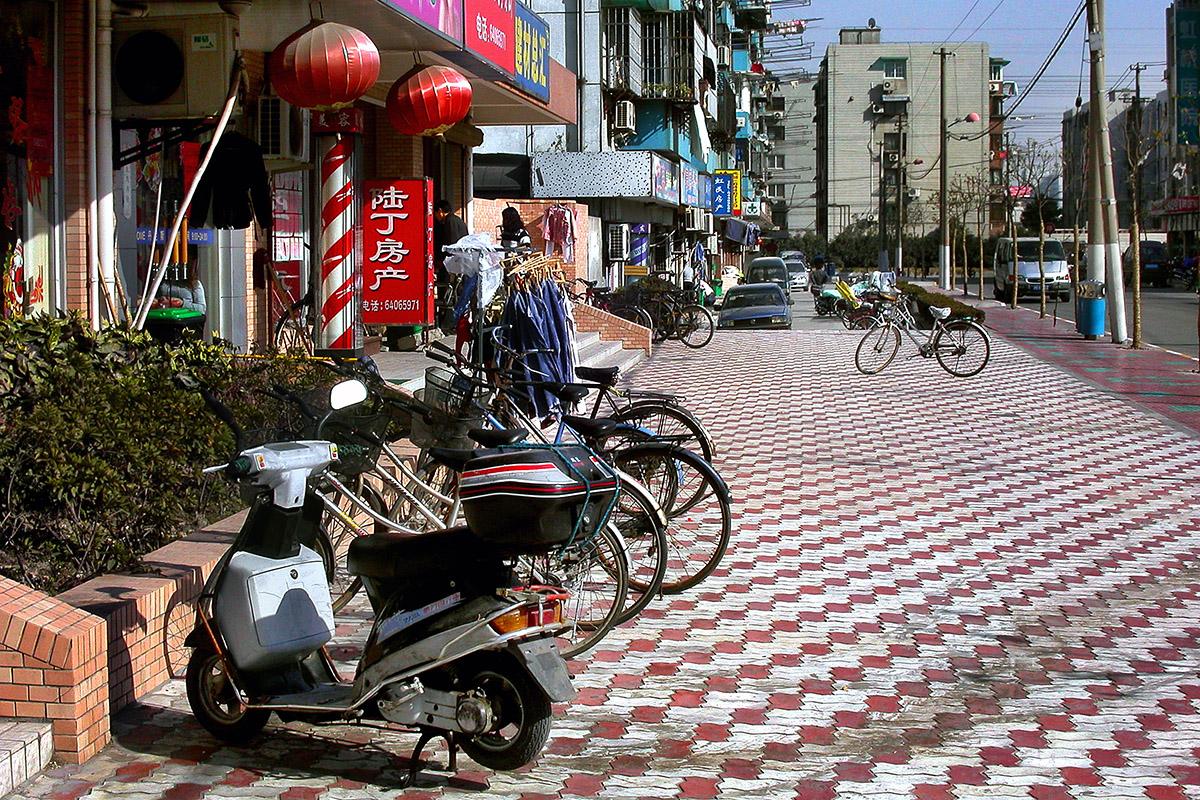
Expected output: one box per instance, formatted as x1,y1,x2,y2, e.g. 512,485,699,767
317,134,361,353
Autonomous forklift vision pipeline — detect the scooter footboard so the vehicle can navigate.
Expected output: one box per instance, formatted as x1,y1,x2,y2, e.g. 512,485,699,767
510,637,575,702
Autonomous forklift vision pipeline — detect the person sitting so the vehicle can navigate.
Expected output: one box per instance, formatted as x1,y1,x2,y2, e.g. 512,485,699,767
152,246,206,315
498,207,532,250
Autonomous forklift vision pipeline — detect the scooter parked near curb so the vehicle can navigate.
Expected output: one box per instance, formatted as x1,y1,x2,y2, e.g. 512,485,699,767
182,378,576,786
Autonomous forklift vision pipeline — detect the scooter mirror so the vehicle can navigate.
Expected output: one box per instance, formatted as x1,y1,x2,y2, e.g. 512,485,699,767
329,379,368,410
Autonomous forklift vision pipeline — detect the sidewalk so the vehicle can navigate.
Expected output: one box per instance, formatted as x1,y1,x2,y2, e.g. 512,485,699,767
7,323,1200,799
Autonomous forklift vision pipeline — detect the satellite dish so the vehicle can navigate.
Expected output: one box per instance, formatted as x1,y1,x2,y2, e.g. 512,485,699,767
868,17,877,28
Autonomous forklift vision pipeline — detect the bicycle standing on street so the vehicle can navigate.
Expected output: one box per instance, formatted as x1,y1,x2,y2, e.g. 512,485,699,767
854,293,991,377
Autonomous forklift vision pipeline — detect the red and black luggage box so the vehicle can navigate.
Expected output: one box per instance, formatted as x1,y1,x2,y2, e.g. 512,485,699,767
459,446,618,553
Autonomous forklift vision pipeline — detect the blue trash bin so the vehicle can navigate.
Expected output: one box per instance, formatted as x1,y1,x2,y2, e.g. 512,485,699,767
1076,280,1105,339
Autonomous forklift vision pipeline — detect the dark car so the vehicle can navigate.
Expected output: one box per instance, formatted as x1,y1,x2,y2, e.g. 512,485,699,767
717,283,792,330
745,257,792,302
1123,240,1173,288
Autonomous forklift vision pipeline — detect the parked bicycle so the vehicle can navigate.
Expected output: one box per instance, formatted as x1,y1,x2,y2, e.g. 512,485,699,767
572,279,655,334
854,293,991,377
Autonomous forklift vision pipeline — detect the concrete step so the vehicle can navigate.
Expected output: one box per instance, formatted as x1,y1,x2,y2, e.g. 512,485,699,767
576,335,625,369
0,720,53,798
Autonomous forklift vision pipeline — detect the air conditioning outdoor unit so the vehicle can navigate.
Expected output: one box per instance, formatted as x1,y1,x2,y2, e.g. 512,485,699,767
613,100,637,134
113,13,239,120
717,45,732,69
258,95,311,168
882,78,907,96
608,223,631,261
685,207,705,231
885,152,901,166
870,103,886,115
906,187,921,201
702,211,714,234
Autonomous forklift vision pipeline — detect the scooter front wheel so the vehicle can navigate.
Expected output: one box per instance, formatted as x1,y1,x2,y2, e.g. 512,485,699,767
457,653,552,771
186,648,270,743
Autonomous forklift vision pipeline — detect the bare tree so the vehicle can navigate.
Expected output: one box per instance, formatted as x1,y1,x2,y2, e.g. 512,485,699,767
1117,75,1164,350
1008,139,1060,318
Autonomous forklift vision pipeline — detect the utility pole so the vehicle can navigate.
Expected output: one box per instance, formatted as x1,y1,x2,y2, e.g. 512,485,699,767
937,47,955,290
1087,0,1128,342
1129,61,1147,348
896,115,906,278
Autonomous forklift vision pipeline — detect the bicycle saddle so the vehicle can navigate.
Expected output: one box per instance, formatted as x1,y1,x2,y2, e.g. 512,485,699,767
426,446,480,472
561,415,618,440
929,306,952,320
469,427,528,447
576,365,619,386
546,382,590,404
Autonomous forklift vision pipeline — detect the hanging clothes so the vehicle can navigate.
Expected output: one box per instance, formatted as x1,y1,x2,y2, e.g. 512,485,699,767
541,204,577,262
500,284,560,416
188,131,273,230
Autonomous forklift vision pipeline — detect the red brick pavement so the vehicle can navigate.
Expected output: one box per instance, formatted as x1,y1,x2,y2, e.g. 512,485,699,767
9,329,1200,799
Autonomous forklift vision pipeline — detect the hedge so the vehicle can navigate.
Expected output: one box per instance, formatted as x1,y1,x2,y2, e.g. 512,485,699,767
0,314,327,594
897,281,986,325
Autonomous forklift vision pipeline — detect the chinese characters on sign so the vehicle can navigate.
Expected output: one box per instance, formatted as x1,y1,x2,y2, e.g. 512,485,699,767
312,109,366,134
1177,4,1200,146
680,163,699,207
361,179,434,325
465,0,516,74
713,169,742,216
513,3,550,102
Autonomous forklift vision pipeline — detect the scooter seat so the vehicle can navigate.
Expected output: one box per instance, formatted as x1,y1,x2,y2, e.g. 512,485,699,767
576,365,620,386
347,527,492,582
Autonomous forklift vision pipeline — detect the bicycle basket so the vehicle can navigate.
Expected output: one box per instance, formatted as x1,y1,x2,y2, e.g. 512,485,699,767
321,411,390,476
424,366,475,417
409,398,483,450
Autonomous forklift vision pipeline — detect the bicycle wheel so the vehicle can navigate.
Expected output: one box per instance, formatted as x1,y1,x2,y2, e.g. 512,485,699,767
386,457,459,531
642,299,675,343
678,305,715,349
607,478,668,625
612,444,732,594
847,312,877,330
611,303,655,335
854,323,901,375
316,479,387,613
933,319,991,377
272,303,313,355
521,527,628,658
612,401,716,463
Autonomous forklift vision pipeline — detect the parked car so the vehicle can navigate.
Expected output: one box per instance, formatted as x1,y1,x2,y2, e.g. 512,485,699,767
717,283,792,329
785,261,810,291
1123,240,1173,288
745,257,792,302
992,237,1072,302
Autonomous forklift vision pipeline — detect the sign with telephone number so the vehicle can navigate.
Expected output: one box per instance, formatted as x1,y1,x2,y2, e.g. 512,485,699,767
361,179,435,326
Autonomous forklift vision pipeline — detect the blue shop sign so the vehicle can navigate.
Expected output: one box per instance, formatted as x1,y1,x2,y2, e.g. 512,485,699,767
136,228,213,245
712,172,732,216
514,3,550,103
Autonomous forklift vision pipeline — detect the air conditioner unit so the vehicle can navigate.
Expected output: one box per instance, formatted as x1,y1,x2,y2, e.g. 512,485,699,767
113,14,239,120
882,78,907,96
885,152,901,166
870,103,886,115
258,95,311,167
702,211,714,234
989,80,1002,94
685,207,705,231
717,45,732,69
613,100,636,134
608,223,631,261
906,187,921,201
706,233,719,254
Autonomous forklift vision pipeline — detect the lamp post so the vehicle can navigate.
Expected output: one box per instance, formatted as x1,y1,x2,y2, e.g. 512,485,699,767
939,111,980,289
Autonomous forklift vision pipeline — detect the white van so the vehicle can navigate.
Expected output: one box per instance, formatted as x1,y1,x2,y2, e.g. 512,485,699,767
992,237,1072,302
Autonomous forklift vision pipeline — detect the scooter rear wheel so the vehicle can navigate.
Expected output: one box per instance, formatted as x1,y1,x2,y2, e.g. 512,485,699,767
457,653,552,771
186,648,270,743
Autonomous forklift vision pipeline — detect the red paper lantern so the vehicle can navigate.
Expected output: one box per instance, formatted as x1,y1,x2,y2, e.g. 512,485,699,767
269,21,380,110
385,65,473,137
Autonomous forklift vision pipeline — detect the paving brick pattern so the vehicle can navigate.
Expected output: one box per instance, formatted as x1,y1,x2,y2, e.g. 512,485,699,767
10,329,1200,799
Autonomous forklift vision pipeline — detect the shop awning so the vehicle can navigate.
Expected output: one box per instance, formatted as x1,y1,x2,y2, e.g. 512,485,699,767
473,154,530,197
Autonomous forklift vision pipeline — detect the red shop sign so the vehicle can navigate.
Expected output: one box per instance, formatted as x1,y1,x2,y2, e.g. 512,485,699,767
361,178,434,326
464,0,516,74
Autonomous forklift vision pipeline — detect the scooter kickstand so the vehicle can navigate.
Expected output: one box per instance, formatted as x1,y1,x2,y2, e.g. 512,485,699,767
398,728,458,788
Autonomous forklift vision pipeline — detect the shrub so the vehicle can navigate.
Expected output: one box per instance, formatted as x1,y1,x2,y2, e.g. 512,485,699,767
0,314,327,593
897,281,986,326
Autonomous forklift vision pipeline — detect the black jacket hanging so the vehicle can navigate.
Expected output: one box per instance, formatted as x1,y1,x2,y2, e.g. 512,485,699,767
188,131,274,231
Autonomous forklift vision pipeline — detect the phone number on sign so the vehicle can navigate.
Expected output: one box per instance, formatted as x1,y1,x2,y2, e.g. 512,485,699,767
364,299,420,312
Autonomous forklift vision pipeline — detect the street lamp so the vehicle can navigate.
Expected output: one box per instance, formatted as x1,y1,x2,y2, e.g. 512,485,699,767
939,111,980,289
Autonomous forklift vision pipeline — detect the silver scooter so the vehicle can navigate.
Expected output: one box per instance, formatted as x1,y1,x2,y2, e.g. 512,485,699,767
183,379,575,784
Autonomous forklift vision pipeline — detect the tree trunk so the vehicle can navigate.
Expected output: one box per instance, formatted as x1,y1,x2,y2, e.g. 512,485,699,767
1038,223,1047,318
1132,217,1142,349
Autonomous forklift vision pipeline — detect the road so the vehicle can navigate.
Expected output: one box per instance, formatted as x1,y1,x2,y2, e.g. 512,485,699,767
965,284,1200,360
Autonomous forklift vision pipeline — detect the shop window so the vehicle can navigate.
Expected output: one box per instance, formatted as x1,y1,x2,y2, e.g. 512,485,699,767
1,1,56,317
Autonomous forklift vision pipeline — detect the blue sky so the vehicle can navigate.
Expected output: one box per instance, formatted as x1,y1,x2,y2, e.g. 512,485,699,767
765,0,1170,145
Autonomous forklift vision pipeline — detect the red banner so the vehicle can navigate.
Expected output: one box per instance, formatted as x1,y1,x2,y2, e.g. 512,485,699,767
464,0,516,74
361,178,434,326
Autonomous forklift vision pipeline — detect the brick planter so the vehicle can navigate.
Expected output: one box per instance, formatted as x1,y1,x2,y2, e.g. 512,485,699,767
0,510,244,764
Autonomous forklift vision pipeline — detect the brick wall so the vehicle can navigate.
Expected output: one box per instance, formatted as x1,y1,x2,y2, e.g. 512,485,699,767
0,512,243,765
472,199,590,283
0,578,108,764
62,0,90,313
573,302,652,355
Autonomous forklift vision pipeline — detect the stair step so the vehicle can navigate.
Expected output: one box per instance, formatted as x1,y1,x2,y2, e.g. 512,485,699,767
577,337,625,367
0,720,53,797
